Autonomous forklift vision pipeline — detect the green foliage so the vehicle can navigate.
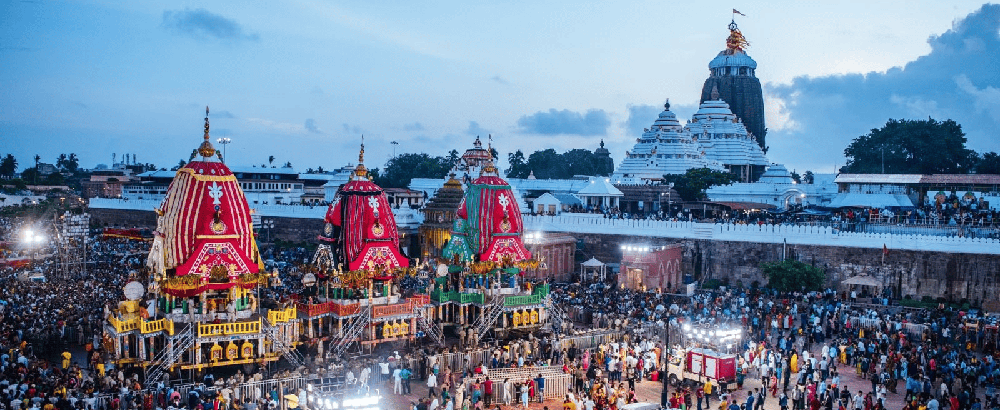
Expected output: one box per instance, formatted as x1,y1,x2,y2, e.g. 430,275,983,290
661,168,739,201
803,170,814,184
977,152,1000,174
841,118,977,174
514,148,613,179
0,154,17,178
760,259,825,292
56,153,79,173
506,150,529,178
376,153,449,188
790,171,801,184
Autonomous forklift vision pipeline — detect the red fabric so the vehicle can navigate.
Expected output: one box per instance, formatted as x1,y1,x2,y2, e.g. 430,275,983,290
157,161,258,276
325,179,409,272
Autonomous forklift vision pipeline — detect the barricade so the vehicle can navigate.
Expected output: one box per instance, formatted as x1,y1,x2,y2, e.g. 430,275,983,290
483,367,571,399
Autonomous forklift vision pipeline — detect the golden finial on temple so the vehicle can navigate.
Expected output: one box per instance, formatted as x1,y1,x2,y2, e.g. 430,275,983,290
198,106,216,158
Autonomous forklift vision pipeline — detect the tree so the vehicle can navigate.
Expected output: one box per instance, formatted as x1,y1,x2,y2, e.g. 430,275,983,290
33,154,40,185
803,170,814,184
526,149,563,179
506,150,530,179
841,118,977,174
661,168,739,201
0,154,16,179
790,171,801,184
760,260,825,292
268,155,275,167
56,153,79,173
171,159,186,171
283,161,292,168
376,153,450,188
977,152,1000,174
447,149,460,169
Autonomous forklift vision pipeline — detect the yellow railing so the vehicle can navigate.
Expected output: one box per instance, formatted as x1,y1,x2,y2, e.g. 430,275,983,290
109,316,139,333
140,318,175,335
267,307,297,325
198,319,261,337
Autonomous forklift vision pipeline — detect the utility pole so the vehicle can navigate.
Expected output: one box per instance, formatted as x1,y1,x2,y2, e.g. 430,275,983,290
661,320,670,407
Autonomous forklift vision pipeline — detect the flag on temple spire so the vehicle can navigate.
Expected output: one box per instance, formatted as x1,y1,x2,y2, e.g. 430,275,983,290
733,9,746,16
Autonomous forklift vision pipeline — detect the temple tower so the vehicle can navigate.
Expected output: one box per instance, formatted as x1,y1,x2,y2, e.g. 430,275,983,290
700,21,767,152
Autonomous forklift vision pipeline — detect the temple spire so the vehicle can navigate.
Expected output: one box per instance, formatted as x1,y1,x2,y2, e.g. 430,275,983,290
197,106,216,158
711,85,720,100
353,137,369,180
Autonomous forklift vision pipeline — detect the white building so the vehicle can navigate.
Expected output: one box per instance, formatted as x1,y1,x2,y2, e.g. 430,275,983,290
706,164,838,208
613,100,724,183
687,87,769,182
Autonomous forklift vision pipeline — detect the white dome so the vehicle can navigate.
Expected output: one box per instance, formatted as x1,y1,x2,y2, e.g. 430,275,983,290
708,50,757,70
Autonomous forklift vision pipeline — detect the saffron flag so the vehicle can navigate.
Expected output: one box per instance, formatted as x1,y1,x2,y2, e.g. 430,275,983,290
733,9,746,16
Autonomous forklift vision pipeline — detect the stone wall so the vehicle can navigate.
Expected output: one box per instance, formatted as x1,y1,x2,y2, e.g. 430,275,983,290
571,232,1000,304
89,209,1000,303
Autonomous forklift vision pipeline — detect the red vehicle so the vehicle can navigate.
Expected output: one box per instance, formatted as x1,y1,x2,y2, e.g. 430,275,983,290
667,348,737,390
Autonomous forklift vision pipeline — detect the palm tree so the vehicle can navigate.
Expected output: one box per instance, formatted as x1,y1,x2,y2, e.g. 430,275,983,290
268,155,275,167
33,154,40,184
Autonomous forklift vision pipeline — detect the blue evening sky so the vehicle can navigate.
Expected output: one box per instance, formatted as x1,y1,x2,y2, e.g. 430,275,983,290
2,1,998,175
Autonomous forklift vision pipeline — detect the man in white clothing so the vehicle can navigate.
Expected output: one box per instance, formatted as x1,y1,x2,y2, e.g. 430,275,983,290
427,372,438,397
393,367,403,394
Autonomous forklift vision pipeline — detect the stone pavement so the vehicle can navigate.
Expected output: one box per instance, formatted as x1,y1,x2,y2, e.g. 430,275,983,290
380,348,912,410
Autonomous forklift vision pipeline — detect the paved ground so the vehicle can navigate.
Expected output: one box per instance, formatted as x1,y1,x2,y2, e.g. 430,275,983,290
381,347,910,410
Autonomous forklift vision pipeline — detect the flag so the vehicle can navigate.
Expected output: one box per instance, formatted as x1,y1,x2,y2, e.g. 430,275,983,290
733,9,746,16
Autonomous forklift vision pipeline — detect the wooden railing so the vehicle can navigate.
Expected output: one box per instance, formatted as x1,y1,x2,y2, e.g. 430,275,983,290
297,302,331,316
408,294,430,306
459,293,484,304
109,316,139,333
331,303,360,316
267,307,297,325
140,318,174,335
532,283,550,297
372,302,413,319
198,319,261,337
503,294,541,307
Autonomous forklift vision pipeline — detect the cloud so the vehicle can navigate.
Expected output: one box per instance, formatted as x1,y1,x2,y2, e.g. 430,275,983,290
516,109,611,136
622,104,661,135
403,122,424,132
342,123,364,135
246,118,303,134
213,110,236,119
304,118,322,134
765,4,1000,172
491,75,510,85
162,8,260,42
465,121,489,136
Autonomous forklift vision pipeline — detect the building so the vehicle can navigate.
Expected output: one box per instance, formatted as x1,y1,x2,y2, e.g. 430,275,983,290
613,100,725,183
619,244,684,292
688,86,769,182
82,168,137,198
832,174,1000,210
418,175,465,261
706,164,838,209
523,232,576,282
700,21,766,151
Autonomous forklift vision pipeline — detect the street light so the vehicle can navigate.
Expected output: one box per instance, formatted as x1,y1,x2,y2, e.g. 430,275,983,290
263,219,275,243
216,137,232,163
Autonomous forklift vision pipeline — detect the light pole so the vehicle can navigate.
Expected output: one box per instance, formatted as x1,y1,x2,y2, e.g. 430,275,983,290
391,141,399,158
263,219,275,243
216,137,232,163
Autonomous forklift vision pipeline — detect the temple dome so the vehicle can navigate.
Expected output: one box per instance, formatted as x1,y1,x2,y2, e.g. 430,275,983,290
708,50,758,70
148,109,262,296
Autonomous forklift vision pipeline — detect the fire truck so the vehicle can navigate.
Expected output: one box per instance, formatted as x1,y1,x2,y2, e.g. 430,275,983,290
667,348,737,390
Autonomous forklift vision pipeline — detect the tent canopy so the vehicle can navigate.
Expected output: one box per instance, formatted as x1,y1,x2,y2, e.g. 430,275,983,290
581,257,604,267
